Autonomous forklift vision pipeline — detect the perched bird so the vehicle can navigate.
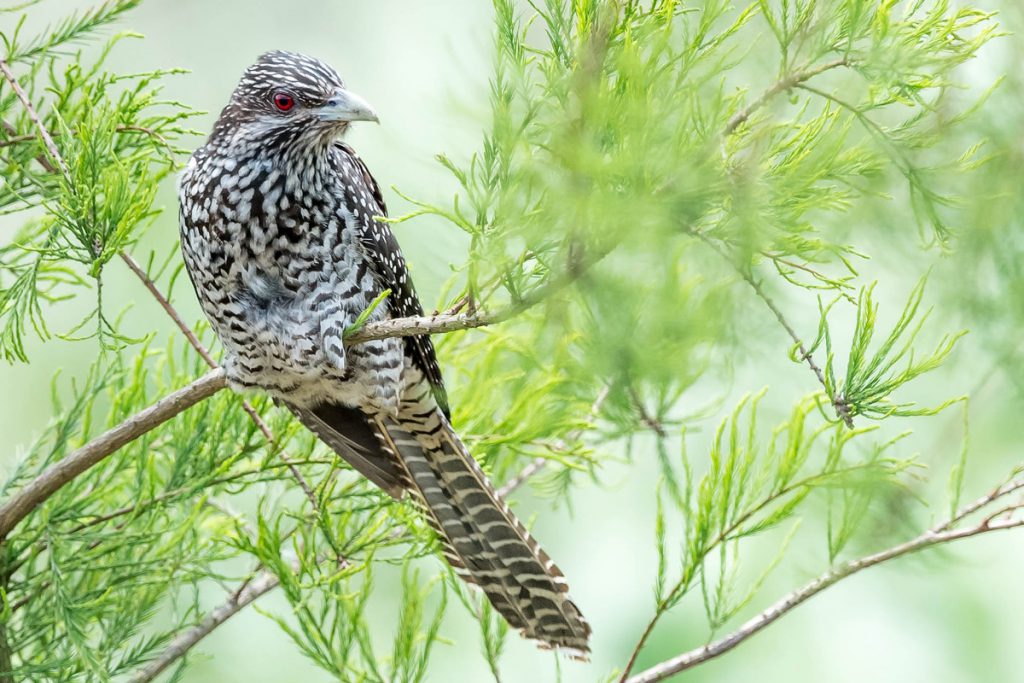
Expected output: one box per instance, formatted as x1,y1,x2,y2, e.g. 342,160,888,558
178,51,590,654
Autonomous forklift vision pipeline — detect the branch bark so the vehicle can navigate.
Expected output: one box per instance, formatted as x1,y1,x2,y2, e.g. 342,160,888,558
0,369,226,540
125,568,281,683
623,479,1024,683
723,58,850,136
0,59,70,180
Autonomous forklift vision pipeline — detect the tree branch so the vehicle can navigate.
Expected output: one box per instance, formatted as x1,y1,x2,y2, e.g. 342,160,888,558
723,57,850,136
0,369,226,540
0,301,572,544
694,232,853,427
0,59,70,180
623,478,1024,683
125,568,281,683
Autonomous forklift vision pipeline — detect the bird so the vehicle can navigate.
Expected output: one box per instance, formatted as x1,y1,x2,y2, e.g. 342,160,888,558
177,50,591,655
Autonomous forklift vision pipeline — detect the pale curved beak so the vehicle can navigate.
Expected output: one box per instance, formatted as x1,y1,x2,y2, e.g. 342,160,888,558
317,88,379,123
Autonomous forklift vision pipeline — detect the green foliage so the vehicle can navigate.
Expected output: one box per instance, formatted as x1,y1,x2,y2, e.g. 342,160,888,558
1,0,140,64
651,392,915,628
0,0,1019,682
0,25,195,361
812,277,965,420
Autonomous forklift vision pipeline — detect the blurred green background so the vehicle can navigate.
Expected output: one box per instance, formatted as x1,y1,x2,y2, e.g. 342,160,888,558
3,1,1024,681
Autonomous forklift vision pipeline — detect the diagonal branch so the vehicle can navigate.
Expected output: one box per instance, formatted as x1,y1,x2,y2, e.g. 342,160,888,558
694,232,853,427
623,477,1024,683
0,303,576,542
125,568,281,683
0,369,226,540
723,57,850,136
0,59,70,180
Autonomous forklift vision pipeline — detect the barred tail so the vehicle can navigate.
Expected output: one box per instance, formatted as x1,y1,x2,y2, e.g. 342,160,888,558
373,410,592,656
288,395,591,654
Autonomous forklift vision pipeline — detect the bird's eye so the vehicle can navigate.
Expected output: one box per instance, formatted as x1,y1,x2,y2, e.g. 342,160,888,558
273,92,295,112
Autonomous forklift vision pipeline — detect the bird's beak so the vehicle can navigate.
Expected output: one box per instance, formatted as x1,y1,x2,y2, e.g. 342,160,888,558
317,88,379,123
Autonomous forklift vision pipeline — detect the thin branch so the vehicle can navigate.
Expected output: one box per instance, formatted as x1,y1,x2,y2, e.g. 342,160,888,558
935,476,1024,532
748,273,852,427
497,458,549,499
0,60,70,180
0,369,226,540
118,253,217,366
694,232,853,427
58,460,329,537
0,123,170,150
627,384,667,437
627,518,1024,682
125,568,281,683
624,479,1024,683
723,57,850,136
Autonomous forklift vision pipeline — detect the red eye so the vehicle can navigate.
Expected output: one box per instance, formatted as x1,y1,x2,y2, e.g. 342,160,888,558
273,92,295,112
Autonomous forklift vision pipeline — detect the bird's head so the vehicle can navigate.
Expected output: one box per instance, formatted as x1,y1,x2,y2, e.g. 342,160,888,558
212,51,378,147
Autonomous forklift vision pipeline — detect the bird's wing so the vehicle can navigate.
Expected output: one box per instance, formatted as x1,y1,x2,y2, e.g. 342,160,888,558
333,142,450,417
282,400,408,498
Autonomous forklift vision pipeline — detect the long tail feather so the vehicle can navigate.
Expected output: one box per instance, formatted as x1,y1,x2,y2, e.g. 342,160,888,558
373,407,591,655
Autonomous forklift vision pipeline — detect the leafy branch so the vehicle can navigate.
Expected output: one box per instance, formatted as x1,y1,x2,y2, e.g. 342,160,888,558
626,472,1024,682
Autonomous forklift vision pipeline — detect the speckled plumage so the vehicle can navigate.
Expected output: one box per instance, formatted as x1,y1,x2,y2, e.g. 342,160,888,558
178,51,590,654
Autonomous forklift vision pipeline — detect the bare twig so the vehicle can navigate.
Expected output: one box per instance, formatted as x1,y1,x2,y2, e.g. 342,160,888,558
935,477,1024,532
0,369,227,540
119,253,217,366
694,232,853,427
625,514,1023,682
745,272,853,428
617,460,935,680
497,458,549,499
0,60,70,180
126,568,281,683
723,58,850,136
627,384,667,437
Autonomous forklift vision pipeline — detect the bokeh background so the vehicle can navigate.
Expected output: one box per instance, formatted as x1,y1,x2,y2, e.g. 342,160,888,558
3,1,1024,681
